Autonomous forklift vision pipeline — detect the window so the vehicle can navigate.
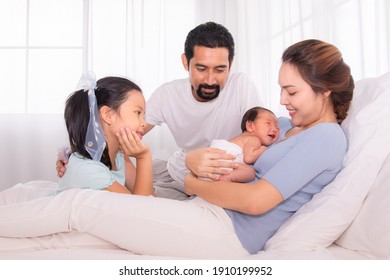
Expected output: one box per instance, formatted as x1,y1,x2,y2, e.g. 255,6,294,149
0,0,83,113
0,0,196,114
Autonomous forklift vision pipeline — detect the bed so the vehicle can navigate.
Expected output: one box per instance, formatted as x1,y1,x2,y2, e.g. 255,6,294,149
0,71,389,260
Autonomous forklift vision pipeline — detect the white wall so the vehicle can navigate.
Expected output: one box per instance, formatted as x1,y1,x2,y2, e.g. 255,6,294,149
0,114,178,191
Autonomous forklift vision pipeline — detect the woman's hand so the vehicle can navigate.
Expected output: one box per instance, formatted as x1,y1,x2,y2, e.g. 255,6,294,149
117,128,150,159
185,147,239,181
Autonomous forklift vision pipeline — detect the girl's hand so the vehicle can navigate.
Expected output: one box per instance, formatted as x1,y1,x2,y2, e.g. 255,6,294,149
118,128,154,197
185,147,238,181
117,128,150,159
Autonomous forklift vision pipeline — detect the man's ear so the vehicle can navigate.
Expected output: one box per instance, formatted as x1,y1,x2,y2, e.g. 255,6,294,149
181,53,189,71
100,106,114,125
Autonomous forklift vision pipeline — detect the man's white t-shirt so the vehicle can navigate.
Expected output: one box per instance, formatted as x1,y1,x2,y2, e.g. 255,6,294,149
146,72,262,185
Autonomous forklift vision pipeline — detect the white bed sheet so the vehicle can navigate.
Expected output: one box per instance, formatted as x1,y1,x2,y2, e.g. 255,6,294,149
0,178,377,260
0,247,174,260
0,244,368,260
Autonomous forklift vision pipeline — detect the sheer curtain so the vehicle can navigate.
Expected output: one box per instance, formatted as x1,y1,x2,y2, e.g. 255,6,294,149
90,0,197,100
196,0,390,116
1,0,389,189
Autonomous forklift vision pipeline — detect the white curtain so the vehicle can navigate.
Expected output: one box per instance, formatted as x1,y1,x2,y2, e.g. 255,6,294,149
195,0,390,116
1,0,389,190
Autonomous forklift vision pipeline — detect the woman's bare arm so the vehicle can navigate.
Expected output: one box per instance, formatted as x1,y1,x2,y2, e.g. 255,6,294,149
184,173,283,215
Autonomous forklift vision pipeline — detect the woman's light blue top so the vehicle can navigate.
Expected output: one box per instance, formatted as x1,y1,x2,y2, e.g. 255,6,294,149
225,117,347,254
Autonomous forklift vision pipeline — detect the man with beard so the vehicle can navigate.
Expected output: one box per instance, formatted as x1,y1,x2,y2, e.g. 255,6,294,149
144,22,262,200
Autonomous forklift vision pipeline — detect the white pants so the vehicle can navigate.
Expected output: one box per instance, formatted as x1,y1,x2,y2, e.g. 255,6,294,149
0,184,248,259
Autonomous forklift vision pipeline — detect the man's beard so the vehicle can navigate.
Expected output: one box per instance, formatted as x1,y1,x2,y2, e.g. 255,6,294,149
195,84,220,101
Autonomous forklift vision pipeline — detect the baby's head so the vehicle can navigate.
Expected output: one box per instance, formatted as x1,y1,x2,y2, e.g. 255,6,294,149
241,107,280,146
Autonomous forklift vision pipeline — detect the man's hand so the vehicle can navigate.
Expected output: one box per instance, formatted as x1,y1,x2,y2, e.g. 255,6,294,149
185,147,238,181
56,147,70,177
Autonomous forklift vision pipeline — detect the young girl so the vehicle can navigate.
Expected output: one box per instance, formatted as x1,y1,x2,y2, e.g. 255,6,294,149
57,75,153,196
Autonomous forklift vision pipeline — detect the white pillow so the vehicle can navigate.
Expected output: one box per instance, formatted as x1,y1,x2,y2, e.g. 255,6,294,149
264,71,390,251
335,152,390,258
